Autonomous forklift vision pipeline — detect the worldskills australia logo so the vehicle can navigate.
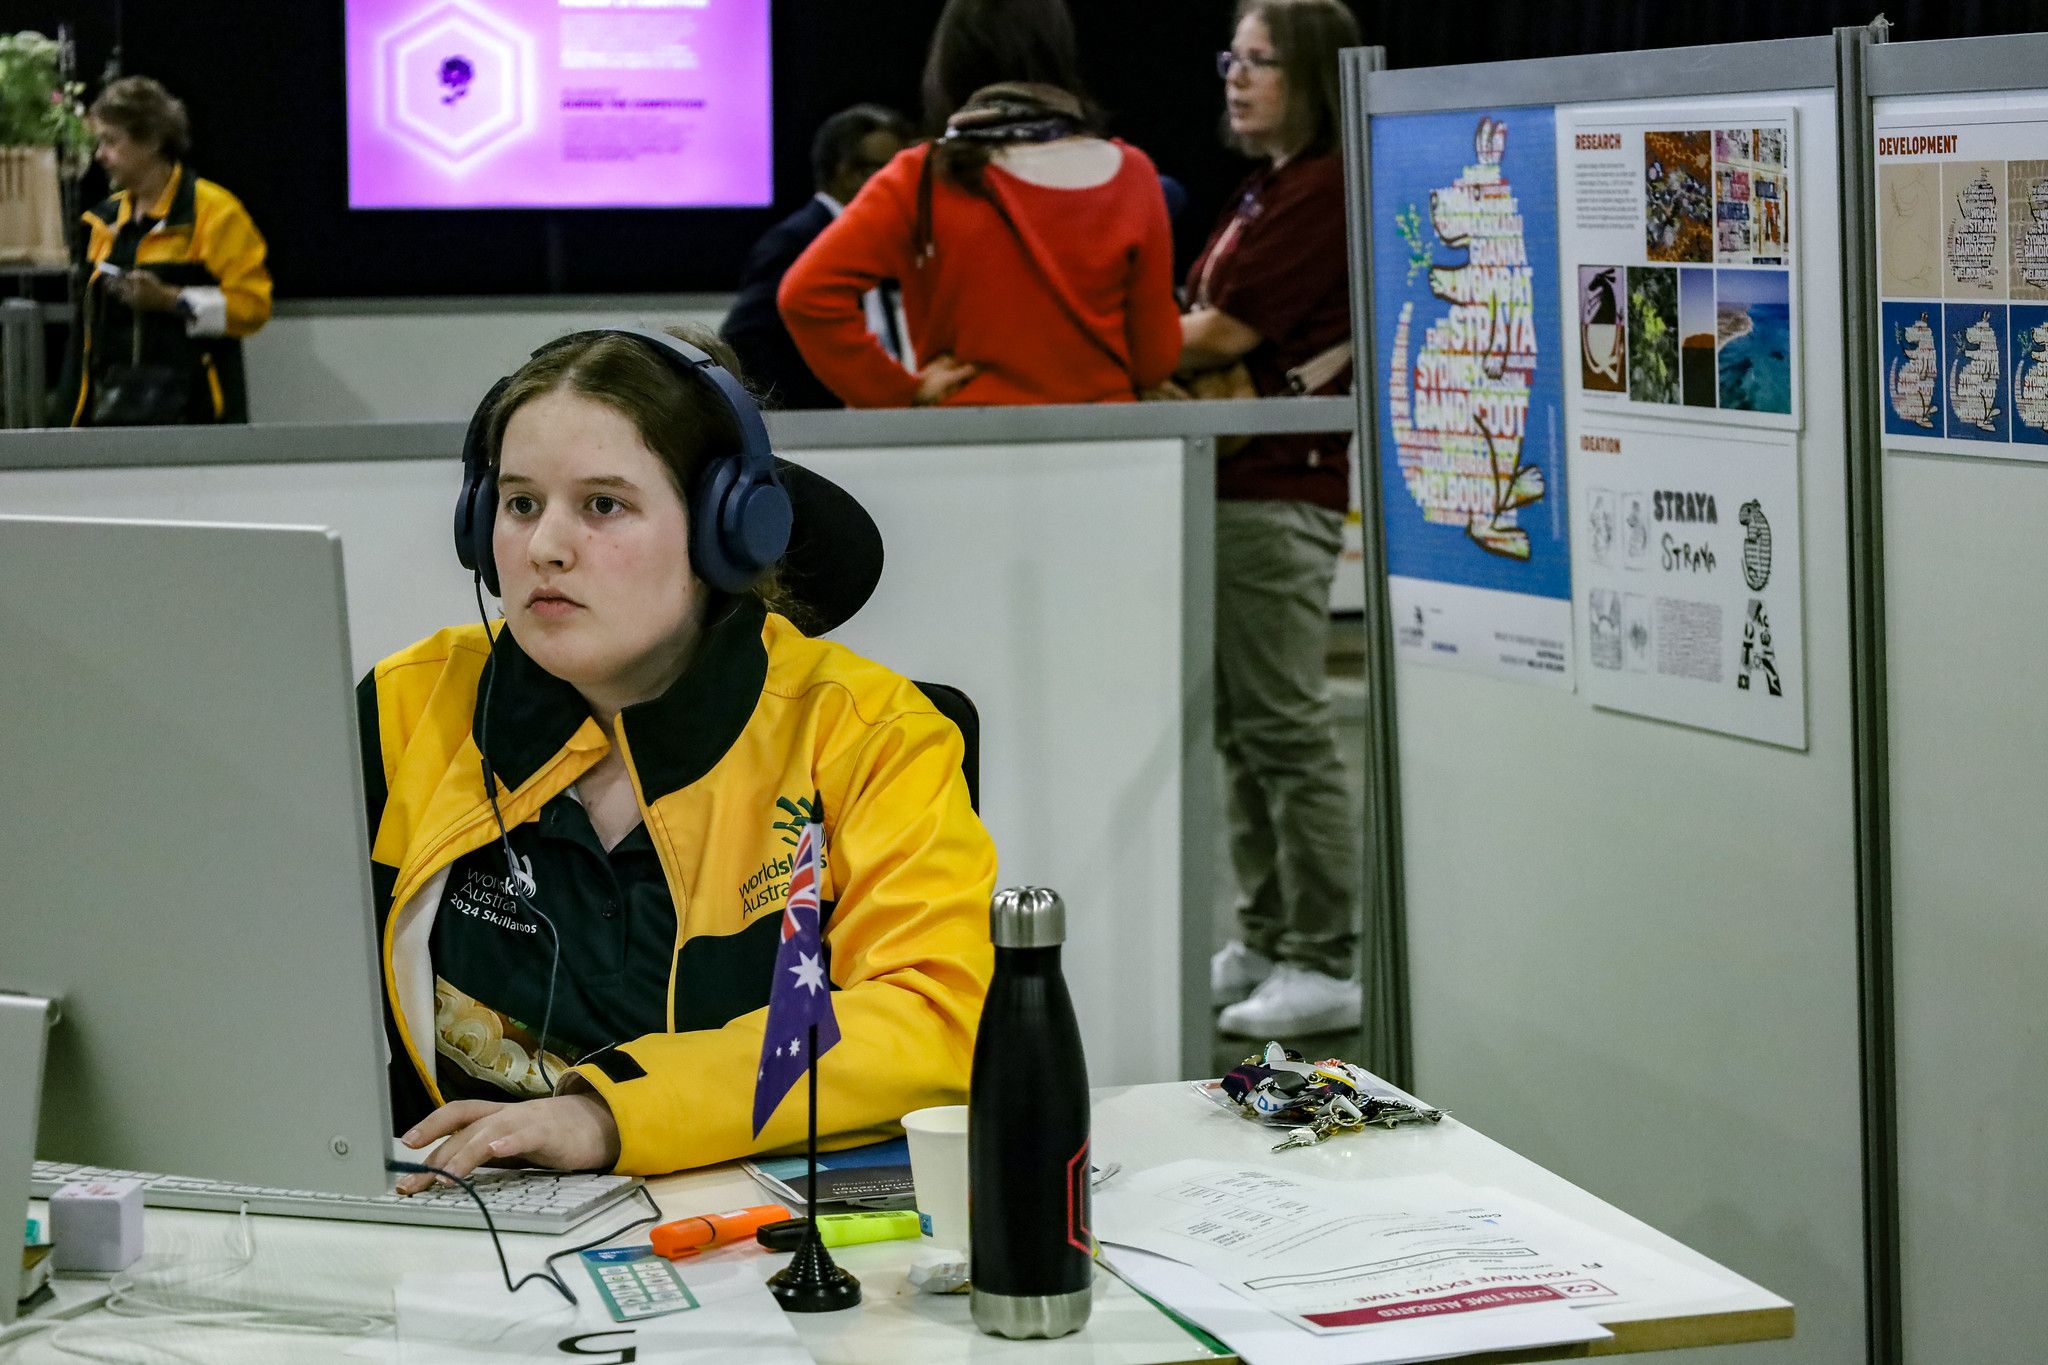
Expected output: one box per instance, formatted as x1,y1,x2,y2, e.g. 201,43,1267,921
740,795,823,919
373,0,537,174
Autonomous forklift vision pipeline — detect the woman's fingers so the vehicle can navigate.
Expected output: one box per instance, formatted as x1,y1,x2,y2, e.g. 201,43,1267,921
401,1099,506,1148
392,1096,619,1193
395,1100,515,1194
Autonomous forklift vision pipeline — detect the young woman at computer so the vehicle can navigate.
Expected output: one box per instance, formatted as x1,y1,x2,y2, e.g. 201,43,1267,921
357,325,995,1187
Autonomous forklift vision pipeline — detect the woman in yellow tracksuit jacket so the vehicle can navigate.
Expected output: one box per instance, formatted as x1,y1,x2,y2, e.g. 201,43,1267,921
62,77,271,425
360,326,996,1183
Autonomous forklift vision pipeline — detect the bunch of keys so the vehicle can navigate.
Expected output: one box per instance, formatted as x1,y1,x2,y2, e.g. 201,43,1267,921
1270,1093,1443,1150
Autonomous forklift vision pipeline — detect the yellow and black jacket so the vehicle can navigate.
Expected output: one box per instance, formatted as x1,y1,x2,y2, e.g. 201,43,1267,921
357,597,997,1174
62,163,272,425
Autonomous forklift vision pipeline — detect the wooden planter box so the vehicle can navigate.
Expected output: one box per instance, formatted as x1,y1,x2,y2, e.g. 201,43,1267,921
0,145,67,270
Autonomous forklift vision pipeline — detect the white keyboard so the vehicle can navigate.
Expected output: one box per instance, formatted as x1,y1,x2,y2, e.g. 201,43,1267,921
31,1160,643,1235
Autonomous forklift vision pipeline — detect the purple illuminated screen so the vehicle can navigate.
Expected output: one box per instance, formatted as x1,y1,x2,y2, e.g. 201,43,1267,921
346,0,771,209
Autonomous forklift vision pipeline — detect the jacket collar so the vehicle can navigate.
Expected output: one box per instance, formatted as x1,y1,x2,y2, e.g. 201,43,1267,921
474,595,769,800
89,164,196,233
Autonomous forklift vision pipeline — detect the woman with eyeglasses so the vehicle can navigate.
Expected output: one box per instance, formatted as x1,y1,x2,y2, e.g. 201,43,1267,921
1181,0,1367,1041
777,0,1181,407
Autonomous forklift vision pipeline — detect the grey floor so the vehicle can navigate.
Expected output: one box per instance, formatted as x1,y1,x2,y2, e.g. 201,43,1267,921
1207,615,1371,1077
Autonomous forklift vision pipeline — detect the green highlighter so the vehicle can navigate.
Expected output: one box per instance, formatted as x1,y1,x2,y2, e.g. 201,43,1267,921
756,1209,922,1251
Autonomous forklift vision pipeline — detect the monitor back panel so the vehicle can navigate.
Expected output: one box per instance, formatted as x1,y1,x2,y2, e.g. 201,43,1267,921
0,516,391,1196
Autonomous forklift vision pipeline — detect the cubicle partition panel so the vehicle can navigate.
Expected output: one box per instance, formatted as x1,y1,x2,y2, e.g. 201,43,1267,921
244,296,733,423
0,401,1360,1088
1864,35,2048,1365
1346,35,1883,1365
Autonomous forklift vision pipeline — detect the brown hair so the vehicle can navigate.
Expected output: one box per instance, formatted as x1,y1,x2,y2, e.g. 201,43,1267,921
1226,0,1360,161
920,0,1093,132
486,324,808,625
90,76,191,160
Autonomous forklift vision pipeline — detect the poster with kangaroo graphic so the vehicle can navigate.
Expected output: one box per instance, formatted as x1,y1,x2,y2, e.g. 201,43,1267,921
1371,106,1574,688
1874,93,2048,463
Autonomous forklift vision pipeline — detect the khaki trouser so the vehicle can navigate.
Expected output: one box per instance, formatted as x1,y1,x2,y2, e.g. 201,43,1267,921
1214,498,1361,979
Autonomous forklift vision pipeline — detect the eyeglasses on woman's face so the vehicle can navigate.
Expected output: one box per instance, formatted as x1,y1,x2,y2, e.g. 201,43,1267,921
1216,49,1283,79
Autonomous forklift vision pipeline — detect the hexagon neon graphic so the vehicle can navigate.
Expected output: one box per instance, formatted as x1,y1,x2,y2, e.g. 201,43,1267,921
373,0,537,174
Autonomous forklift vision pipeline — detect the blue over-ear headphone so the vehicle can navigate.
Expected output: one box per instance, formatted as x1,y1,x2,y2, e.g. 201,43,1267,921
454,327,794,598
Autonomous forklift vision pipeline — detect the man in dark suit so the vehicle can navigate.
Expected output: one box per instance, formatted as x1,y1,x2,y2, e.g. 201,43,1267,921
721,104,911,409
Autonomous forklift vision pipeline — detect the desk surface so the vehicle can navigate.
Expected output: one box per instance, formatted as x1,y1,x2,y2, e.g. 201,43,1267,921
9,1084,1789,1363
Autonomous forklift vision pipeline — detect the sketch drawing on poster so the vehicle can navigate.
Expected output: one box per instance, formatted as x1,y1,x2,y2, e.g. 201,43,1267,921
1569,424,1807,749
1372,103,1571,685
1875,101,2048,459
1560,108,1798,428
1586,487,1617,566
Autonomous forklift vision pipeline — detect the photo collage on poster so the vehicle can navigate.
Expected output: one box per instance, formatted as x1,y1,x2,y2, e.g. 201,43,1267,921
1558,104,1808,747
1562,113,1798,427
1875,102,2048,458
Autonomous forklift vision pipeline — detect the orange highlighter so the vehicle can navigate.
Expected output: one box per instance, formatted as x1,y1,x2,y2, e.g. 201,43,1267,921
651,1204,793,1259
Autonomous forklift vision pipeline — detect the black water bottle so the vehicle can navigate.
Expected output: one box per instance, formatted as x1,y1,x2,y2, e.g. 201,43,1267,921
969,886,1093,1339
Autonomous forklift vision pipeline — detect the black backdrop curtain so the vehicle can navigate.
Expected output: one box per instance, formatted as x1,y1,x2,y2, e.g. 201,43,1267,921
12,1,2043,300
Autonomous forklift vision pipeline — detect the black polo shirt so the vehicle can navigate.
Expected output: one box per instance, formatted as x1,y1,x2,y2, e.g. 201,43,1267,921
430,791,677,1102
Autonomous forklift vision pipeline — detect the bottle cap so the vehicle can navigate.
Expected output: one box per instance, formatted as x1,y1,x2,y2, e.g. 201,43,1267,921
990,886,1066,948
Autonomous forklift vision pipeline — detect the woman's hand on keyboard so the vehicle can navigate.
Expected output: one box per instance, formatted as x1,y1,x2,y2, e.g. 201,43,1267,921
395,1094,623,1195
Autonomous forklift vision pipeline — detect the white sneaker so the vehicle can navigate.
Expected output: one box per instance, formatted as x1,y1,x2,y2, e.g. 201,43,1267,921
1216,965,1361,1038
1211,940,1275,1007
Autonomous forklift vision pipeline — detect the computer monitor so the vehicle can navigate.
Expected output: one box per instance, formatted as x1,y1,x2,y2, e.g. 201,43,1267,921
1,516,394,1321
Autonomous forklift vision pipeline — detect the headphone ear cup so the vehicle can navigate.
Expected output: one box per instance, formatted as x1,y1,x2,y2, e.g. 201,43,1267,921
456,376,512,595
729,476,794,576
690,455,792,595
690,457,746,594
470,468,500,598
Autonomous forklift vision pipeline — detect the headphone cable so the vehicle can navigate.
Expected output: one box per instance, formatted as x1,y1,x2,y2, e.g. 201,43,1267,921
472,571,564,1092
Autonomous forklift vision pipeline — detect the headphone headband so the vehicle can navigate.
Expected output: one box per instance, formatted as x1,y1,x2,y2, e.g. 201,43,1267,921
454,327,792,597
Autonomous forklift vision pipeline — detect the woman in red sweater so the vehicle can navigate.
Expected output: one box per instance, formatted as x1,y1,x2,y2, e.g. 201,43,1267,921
778,0,1180,408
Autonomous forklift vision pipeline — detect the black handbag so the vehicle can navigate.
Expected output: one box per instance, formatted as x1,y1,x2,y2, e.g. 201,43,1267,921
90,308,193,426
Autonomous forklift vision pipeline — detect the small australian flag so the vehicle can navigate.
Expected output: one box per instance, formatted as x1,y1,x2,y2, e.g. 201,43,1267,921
750,815,841,1136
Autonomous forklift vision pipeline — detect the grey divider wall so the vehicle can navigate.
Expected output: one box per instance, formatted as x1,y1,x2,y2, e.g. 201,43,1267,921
1867,36,2048,1365
0,398,1344,1089
1347,38,1877,1365
1338,44,1405,1088
244,294,735,423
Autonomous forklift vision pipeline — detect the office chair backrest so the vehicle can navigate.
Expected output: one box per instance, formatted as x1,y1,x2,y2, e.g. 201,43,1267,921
913,681,980,813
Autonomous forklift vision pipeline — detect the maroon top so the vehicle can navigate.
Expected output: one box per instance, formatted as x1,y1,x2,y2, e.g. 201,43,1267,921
1186,153,1353,512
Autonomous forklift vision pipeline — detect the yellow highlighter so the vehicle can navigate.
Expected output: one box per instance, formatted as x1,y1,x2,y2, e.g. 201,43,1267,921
755,1209,922,1251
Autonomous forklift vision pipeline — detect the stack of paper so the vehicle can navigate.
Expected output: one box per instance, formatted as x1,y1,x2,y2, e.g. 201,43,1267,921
1096,1159,1735,1365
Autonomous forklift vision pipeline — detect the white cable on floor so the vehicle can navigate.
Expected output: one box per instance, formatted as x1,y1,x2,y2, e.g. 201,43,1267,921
26,1206,395,1364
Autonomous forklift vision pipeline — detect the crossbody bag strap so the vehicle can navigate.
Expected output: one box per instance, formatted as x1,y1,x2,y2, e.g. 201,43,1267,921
979,180,1140,390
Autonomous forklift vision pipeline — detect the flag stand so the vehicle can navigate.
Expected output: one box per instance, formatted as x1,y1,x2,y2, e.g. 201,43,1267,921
768,1022,861,1313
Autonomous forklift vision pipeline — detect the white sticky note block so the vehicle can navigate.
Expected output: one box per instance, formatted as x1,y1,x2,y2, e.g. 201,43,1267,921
49,1178,144,1272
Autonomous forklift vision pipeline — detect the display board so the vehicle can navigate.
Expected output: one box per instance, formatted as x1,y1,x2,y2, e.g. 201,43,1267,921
1870,36,2048,1365
1557,101,1811,745
1874,91,2048,459
345,0,772,209
1354,35,1870,1365
1368,107,1573,687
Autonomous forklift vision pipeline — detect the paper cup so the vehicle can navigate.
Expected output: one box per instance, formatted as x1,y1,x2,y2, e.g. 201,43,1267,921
901,1104,971,1251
